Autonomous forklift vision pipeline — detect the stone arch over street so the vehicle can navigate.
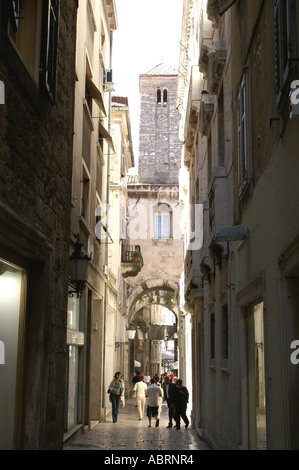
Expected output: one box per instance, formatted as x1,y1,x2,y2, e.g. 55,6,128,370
127,278,179,322
126,278,180,380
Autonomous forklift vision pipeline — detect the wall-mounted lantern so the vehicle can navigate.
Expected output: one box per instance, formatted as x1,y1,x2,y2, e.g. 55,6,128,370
69,237,91,297
115,323,137,349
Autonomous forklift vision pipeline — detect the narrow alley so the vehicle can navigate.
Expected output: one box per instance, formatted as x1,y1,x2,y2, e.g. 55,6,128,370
64,398,211,453
1,0,299,452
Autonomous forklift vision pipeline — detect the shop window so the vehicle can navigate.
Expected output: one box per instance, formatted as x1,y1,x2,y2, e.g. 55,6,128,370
65,296,84,433
0,258,27,449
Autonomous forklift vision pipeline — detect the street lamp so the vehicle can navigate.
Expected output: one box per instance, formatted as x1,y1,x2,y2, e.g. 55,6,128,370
126,323,137,340
69,237,91,297
115,323,137,349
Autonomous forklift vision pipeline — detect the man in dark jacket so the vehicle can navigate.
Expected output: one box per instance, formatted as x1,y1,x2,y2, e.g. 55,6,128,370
172,379,189,430
162,376,177,428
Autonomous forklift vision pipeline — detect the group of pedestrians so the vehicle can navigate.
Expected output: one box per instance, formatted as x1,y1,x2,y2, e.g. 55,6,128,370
134,373,190,430
108,370,189,429
162,376,189,430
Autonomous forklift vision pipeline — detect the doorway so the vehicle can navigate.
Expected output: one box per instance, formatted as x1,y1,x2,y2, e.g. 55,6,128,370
247,301,267,449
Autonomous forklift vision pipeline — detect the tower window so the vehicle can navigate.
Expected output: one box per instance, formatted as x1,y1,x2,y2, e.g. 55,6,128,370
157,88,161,104
163,89,168,105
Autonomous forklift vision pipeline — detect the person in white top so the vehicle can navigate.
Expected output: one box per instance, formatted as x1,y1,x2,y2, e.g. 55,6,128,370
146,379,162,427
133,375,148,420
155,379,164,419
144,372,151,387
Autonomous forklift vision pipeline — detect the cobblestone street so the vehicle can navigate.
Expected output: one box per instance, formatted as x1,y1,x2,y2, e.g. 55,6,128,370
64,398,211,453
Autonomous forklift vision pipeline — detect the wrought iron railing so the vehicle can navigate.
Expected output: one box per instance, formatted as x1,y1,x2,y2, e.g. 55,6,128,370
121,242,144,267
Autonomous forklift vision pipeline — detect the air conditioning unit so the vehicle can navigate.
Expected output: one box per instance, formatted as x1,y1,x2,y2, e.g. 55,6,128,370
103,69,114,92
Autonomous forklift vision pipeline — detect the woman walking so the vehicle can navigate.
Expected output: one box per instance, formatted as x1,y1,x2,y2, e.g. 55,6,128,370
133,374,147,420
108,371,125,423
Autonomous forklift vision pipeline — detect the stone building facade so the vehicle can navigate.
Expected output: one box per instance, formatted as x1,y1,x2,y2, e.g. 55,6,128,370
65,0,117,442
0,0,77,449
125,64,184,384
108,96,135,397
178,0,299,450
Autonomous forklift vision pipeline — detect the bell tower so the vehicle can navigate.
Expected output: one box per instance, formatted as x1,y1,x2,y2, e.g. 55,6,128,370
138,63,182,184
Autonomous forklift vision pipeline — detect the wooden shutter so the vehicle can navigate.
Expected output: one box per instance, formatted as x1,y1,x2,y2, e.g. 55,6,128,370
40,0,59,104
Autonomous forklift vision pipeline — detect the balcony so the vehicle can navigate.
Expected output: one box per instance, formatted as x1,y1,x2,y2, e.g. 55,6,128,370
207,41,227,94
199,94,215,136
121,242,144,278
198,9,214,77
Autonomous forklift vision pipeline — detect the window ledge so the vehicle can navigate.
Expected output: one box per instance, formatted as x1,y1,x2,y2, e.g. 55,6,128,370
221,367,230,376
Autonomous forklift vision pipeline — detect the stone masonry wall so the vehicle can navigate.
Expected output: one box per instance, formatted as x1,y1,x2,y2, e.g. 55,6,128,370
0,1,77,449
138,74,182,184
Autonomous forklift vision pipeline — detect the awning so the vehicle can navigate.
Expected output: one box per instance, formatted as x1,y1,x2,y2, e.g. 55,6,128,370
86,75,106,116
99,120,115,153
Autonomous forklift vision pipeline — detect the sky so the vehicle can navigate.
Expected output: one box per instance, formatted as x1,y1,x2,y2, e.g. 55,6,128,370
112,0,184,171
